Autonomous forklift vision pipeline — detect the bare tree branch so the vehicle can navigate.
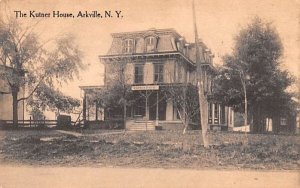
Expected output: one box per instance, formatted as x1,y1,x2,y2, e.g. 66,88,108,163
17,74,46,102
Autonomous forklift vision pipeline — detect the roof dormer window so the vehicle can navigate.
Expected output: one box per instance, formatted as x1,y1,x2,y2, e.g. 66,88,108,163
123,39,134,53
145,36,156,52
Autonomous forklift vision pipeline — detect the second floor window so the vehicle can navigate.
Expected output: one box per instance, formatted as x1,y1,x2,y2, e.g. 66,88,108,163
145,37,155,52
134,64,144,84
154,64,164,83
124,39,134,53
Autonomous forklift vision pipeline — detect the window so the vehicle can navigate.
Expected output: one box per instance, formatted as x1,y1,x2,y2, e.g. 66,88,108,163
177,65,182,82
214,104,219,124
229,109,232,125
124,39,134,53
204,52,208,62
280,117,287,126
154,64,164,83
220,106,225,124
208,78,212,93
208,103,213,124
203,70,207,93
176,42,183,52
134,64,144,84
145,37,155,52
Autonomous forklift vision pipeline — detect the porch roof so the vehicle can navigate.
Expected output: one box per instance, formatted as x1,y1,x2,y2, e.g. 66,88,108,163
79,85,105,91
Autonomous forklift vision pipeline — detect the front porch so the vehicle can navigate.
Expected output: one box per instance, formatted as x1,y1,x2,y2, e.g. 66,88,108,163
124,89,182,131
80,85,233,131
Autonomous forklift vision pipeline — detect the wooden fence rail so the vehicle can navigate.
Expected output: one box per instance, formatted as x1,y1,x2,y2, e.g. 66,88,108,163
0,120,84,128
0,118,119,129
0,119,58,128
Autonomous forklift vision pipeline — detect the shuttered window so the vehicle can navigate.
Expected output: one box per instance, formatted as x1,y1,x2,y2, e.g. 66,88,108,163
154,64,164,83
134,64,144,84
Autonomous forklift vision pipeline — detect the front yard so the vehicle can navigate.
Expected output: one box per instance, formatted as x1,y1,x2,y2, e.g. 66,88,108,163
0,129,299,170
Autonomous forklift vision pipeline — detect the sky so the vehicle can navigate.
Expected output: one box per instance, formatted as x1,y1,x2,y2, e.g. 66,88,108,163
2,0,300,99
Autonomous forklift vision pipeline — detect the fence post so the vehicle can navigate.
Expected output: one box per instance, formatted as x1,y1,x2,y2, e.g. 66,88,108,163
29,116,31,127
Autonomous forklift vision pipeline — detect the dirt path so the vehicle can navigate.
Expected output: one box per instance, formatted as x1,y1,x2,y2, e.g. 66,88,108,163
55,130,83,137
55,130,125,137
0,165,298,188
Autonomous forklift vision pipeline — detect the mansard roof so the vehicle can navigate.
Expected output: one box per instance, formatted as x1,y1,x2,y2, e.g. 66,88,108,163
100,28,214,69
110,28,182,39
107,28,184,55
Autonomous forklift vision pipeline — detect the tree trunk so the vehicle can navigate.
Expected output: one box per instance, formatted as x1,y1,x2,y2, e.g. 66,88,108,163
176,107,188,134
183,117,189,135
12,86,19,127
253,108,259,133
252,105,264,133
272,115,280,133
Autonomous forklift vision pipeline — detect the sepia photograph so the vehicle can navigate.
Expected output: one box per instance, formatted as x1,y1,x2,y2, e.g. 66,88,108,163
0,0,299,187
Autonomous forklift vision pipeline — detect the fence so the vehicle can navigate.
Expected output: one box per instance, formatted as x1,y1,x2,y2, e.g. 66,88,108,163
0,118,57,128
0,118,122,130
0,117,85,128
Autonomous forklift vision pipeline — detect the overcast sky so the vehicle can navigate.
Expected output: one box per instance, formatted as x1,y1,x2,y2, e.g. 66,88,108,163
3,0,300,98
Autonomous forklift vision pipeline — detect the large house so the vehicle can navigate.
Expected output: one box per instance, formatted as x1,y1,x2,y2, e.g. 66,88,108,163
80,28,234,131
0,65,25,121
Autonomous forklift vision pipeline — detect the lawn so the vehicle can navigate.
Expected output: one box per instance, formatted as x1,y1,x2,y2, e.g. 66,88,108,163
0,129,299,170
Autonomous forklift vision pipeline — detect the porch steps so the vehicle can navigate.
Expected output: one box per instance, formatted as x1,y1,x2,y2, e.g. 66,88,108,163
126,121,155,131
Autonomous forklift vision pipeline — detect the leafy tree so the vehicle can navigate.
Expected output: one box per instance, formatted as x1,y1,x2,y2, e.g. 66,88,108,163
92,59,134,128
27,83,80,116
213,17,295,133
162,84,199,134
0,16,83,126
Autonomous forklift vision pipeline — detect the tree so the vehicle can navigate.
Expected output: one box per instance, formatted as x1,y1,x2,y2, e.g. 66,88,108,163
162,84,199,134
27,83,80,118
96,58,134,129
213,17,295,133
0,16,83,126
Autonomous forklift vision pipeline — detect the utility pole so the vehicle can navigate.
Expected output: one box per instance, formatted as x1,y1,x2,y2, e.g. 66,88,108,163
192,0,209,148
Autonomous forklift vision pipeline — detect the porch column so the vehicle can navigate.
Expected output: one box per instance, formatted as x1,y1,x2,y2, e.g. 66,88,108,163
212,103,215,124
156,91,159,126
83,91,87,127
227,107,234,130
218,104,221,125
95,102,98,120
145,92,149,130
145,96,149,120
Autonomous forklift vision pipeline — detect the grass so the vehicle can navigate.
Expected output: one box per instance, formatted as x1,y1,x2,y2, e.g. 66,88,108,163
0,129,299,170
